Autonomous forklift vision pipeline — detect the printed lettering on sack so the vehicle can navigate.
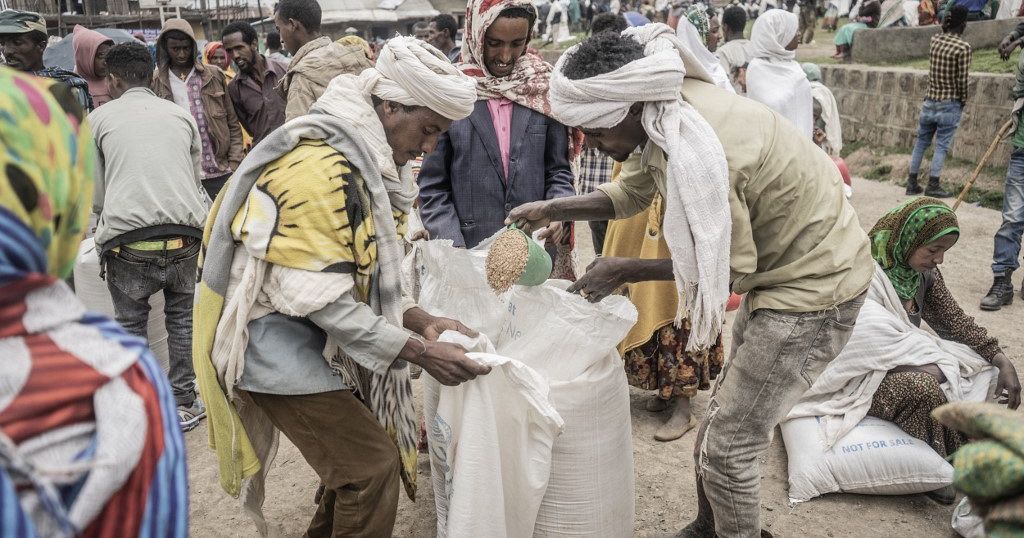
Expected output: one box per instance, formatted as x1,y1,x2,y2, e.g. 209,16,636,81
839,437,916,454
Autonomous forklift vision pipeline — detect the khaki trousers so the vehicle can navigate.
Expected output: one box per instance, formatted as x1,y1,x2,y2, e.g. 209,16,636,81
250,390,400,538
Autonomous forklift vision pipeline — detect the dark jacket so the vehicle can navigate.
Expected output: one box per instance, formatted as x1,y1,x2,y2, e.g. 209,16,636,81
418,101,576,248
151,18,244,173
227,54,289,145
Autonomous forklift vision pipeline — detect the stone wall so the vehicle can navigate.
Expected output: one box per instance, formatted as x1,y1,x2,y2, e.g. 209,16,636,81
851,18,1024,64
821,63,1016,169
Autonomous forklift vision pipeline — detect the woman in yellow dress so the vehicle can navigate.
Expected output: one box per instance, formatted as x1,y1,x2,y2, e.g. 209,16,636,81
603,192,726,442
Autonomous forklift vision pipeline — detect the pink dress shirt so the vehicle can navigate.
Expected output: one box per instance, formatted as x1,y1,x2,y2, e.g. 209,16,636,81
486,97,514,180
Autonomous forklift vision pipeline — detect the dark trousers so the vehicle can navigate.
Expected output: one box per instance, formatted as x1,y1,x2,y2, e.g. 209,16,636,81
249,390,400,538
104,240,200,407
203,172,232,201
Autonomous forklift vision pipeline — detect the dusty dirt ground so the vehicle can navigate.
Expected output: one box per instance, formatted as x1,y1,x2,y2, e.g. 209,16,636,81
187,177,1023,537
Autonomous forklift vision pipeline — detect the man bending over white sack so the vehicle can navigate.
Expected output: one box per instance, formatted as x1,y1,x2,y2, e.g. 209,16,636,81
506,25,874,538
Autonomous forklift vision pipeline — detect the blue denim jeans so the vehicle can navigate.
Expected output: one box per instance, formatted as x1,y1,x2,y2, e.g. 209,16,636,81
105,240,200,407
909,100,964,178
992,148,1024,275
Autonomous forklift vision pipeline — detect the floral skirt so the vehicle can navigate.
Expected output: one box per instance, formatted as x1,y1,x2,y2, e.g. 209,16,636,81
866,371,968,458
623,322,725,400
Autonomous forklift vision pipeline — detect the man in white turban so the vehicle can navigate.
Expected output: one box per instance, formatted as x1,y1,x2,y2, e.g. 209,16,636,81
192,36,486,537
745,9,814,138
506,25,874,537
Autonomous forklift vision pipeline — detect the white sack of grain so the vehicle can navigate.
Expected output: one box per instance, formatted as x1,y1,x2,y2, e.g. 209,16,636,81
73,238,171,372
781,416,954,503
416,235,638,537
424,331,563,538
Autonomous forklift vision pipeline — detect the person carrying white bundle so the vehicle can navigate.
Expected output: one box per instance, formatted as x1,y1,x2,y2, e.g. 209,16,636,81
745,9,814,138
506,23,873,537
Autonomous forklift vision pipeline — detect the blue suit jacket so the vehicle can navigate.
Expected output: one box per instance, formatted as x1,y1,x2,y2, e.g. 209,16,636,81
418,101,576,248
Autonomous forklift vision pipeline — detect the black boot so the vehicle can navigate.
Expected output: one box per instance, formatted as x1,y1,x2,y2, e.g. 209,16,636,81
925,176,953,198
905,172,923,195
980,272,1014,311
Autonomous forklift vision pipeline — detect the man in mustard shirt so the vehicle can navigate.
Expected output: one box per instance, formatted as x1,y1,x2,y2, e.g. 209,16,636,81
508,28,873,538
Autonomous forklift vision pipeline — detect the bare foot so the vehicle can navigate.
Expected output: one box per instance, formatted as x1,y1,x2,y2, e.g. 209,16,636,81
655,399,696,442
646,396,670,412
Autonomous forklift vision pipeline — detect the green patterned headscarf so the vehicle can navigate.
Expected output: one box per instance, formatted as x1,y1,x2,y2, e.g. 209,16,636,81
687,4,711,42
869,197,960,300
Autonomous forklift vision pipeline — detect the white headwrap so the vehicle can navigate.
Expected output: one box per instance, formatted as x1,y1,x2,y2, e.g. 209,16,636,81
749,8,798,61
315,36,477,208
746,10,814,138
676,18,736,93
549,23,732,352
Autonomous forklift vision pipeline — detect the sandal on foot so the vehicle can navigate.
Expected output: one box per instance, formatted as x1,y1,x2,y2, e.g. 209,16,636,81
654,415,698,442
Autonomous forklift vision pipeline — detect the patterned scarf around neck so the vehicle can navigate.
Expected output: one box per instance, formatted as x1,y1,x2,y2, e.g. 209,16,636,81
869,197,960,300
459,0,584,161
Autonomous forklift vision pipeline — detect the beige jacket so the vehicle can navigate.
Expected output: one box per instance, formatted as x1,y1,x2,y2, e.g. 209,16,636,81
279,36,372,121
599,78,874,313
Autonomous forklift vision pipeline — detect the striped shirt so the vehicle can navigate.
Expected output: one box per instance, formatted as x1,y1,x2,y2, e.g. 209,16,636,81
926,32,972,104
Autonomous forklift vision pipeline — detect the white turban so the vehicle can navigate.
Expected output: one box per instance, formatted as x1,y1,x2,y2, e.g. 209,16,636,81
749,9,799,62
310,37,475,210
318,36,477,121
549,23,732,352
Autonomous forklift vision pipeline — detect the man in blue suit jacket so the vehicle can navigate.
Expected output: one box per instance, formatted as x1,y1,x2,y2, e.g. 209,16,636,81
418,0,576,249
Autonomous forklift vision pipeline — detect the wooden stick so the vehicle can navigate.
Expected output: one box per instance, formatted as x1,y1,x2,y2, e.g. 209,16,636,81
953,119,1014,212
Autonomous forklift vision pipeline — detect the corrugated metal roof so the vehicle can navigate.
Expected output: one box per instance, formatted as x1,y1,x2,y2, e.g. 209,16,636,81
320,0,438,22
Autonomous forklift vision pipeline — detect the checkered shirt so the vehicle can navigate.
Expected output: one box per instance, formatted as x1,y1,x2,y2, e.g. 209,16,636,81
576,147,615,194
927,32,972,104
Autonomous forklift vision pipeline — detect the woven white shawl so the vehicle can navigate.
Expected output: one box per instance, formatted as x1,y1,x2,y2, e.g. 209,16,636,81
549,23,731,351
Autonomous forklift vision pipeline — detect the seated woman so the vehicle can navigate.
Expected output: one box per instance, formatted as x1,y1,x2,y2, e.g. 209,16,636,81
789,197,1022,504
868,197,1021,451
833,0,881,61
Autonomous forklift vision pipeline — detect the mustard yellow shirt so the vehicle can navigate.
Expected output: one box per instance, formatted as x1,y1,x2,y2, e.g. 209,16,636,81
598,79,873,313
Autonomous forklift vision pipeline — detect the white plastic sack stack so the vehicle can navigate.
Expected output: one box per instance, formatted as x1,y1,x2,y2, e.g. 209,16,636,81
417,237,638,538
73,238,171,372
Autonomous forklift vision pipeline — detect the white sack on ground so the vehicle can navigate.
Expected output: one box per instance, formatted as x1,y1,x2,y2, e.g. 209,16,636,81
417,235,638,537
781,416,955,502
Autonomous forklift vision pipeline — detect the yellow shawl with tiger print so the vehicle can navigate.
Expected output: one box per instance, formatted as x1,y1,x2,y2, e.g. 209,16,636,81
193,107,417,519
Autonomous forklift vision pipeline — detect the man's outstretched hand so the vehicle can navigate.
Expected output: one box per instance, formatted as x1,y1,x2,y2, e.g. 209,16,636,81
567,257,632,303
505,200,554,234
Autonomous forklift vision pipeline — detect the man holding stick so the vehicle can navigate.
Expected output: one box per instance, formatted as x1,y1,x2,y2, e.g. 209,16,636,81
507,25,873,537
980,31,1024,311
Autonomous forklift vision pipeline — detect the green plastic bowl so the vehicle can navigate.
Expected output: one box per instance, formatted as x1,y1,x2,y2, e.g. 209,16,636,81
507,224,552,286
